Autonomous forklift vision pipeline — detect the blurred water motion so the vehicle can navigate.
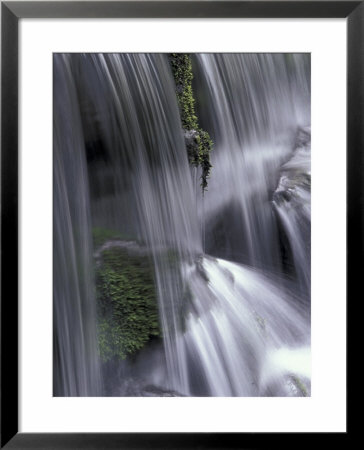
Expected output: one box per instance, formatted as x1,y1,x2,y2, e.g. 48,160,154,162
54,55,102,396
54,53,311,396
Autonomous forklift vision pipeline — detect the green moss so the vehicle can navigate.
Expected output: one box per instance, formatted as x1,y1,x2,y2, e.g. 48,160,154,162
169,53,213,192
96,247,160,362
197,130,213,191
169,54,197,130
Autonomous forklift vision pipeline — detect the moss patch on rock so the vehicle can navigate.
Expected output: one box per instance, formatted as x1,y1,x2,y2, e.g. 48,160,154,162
95,245,160,362
169,53,213,192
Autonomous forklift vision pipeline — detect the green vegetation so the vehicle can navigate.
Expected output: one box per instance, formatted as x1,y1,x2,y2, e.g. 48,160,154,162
169,54,198,130
95,241,160,362
169,53,213,191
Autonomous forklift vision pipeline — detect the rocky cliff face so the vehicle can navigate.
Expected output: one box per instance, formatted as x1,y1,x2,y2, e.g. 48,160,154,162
273,127,311,297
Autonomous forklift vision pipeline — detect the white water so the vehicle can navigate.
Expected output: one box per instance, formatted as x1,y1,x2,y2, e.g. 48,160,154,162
193,54,310,271
181,257,310,396
53,55,102,396
54,53,311,396
273,127,311,297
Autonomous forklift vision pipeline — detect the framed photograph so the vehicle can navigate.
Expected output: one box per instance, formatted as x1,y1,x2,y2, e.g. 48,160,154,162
1,1,356,448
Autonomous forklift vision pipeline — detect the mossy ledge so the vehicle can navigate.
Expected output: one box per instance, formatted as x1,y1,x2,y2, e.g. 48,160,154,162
93,228,161,362
169,53,213,192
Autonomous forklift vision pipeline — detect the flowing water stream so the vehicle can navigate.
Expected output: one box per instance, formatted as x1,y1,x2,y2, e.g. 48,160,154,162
54,53,311,397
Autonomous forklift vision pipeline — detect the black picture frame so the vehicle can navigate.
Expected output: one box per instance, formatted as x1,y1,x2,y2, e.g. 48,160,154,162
1,1,357,448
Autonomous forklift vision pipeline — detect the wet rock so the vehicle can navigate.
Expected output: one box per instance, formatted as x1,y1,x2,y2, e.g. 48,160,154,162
143,385,185,397
183,128,200,163
273,127,311,205
110,379,185,396
272,127,311,296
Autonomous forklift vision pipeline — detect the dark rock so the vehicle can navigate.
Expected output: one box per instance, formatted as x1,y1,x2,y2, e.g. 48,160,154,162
183,128,200,163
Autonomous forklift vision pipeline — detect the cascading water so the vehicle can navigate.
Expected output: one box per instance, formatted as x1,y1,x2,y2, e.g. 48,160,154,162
273,127,311,297
53,55,102,396
54,53,311,397
73,53,203,394
192,54,310,272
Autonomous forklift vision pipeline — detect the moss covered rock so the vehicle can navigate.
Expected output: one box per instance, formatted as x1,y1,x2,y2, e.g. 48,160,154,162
93,229,160,362
169,53,213,191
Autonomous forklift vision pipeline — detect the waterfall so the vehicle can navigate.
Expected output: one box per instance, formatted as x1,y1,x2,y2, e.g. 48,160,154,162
193,54,310,273
273,127,311,297
53,55,102,396
181,257,309,396
54,53,311,397
70,53,202,393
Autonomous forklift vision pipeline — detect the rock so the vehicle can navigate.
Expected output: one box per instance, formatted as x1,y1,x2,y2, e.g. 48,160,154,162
273,127,311,205
183,128,200,164
142,385,185,397
110,379,185,396
272,127,311,296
